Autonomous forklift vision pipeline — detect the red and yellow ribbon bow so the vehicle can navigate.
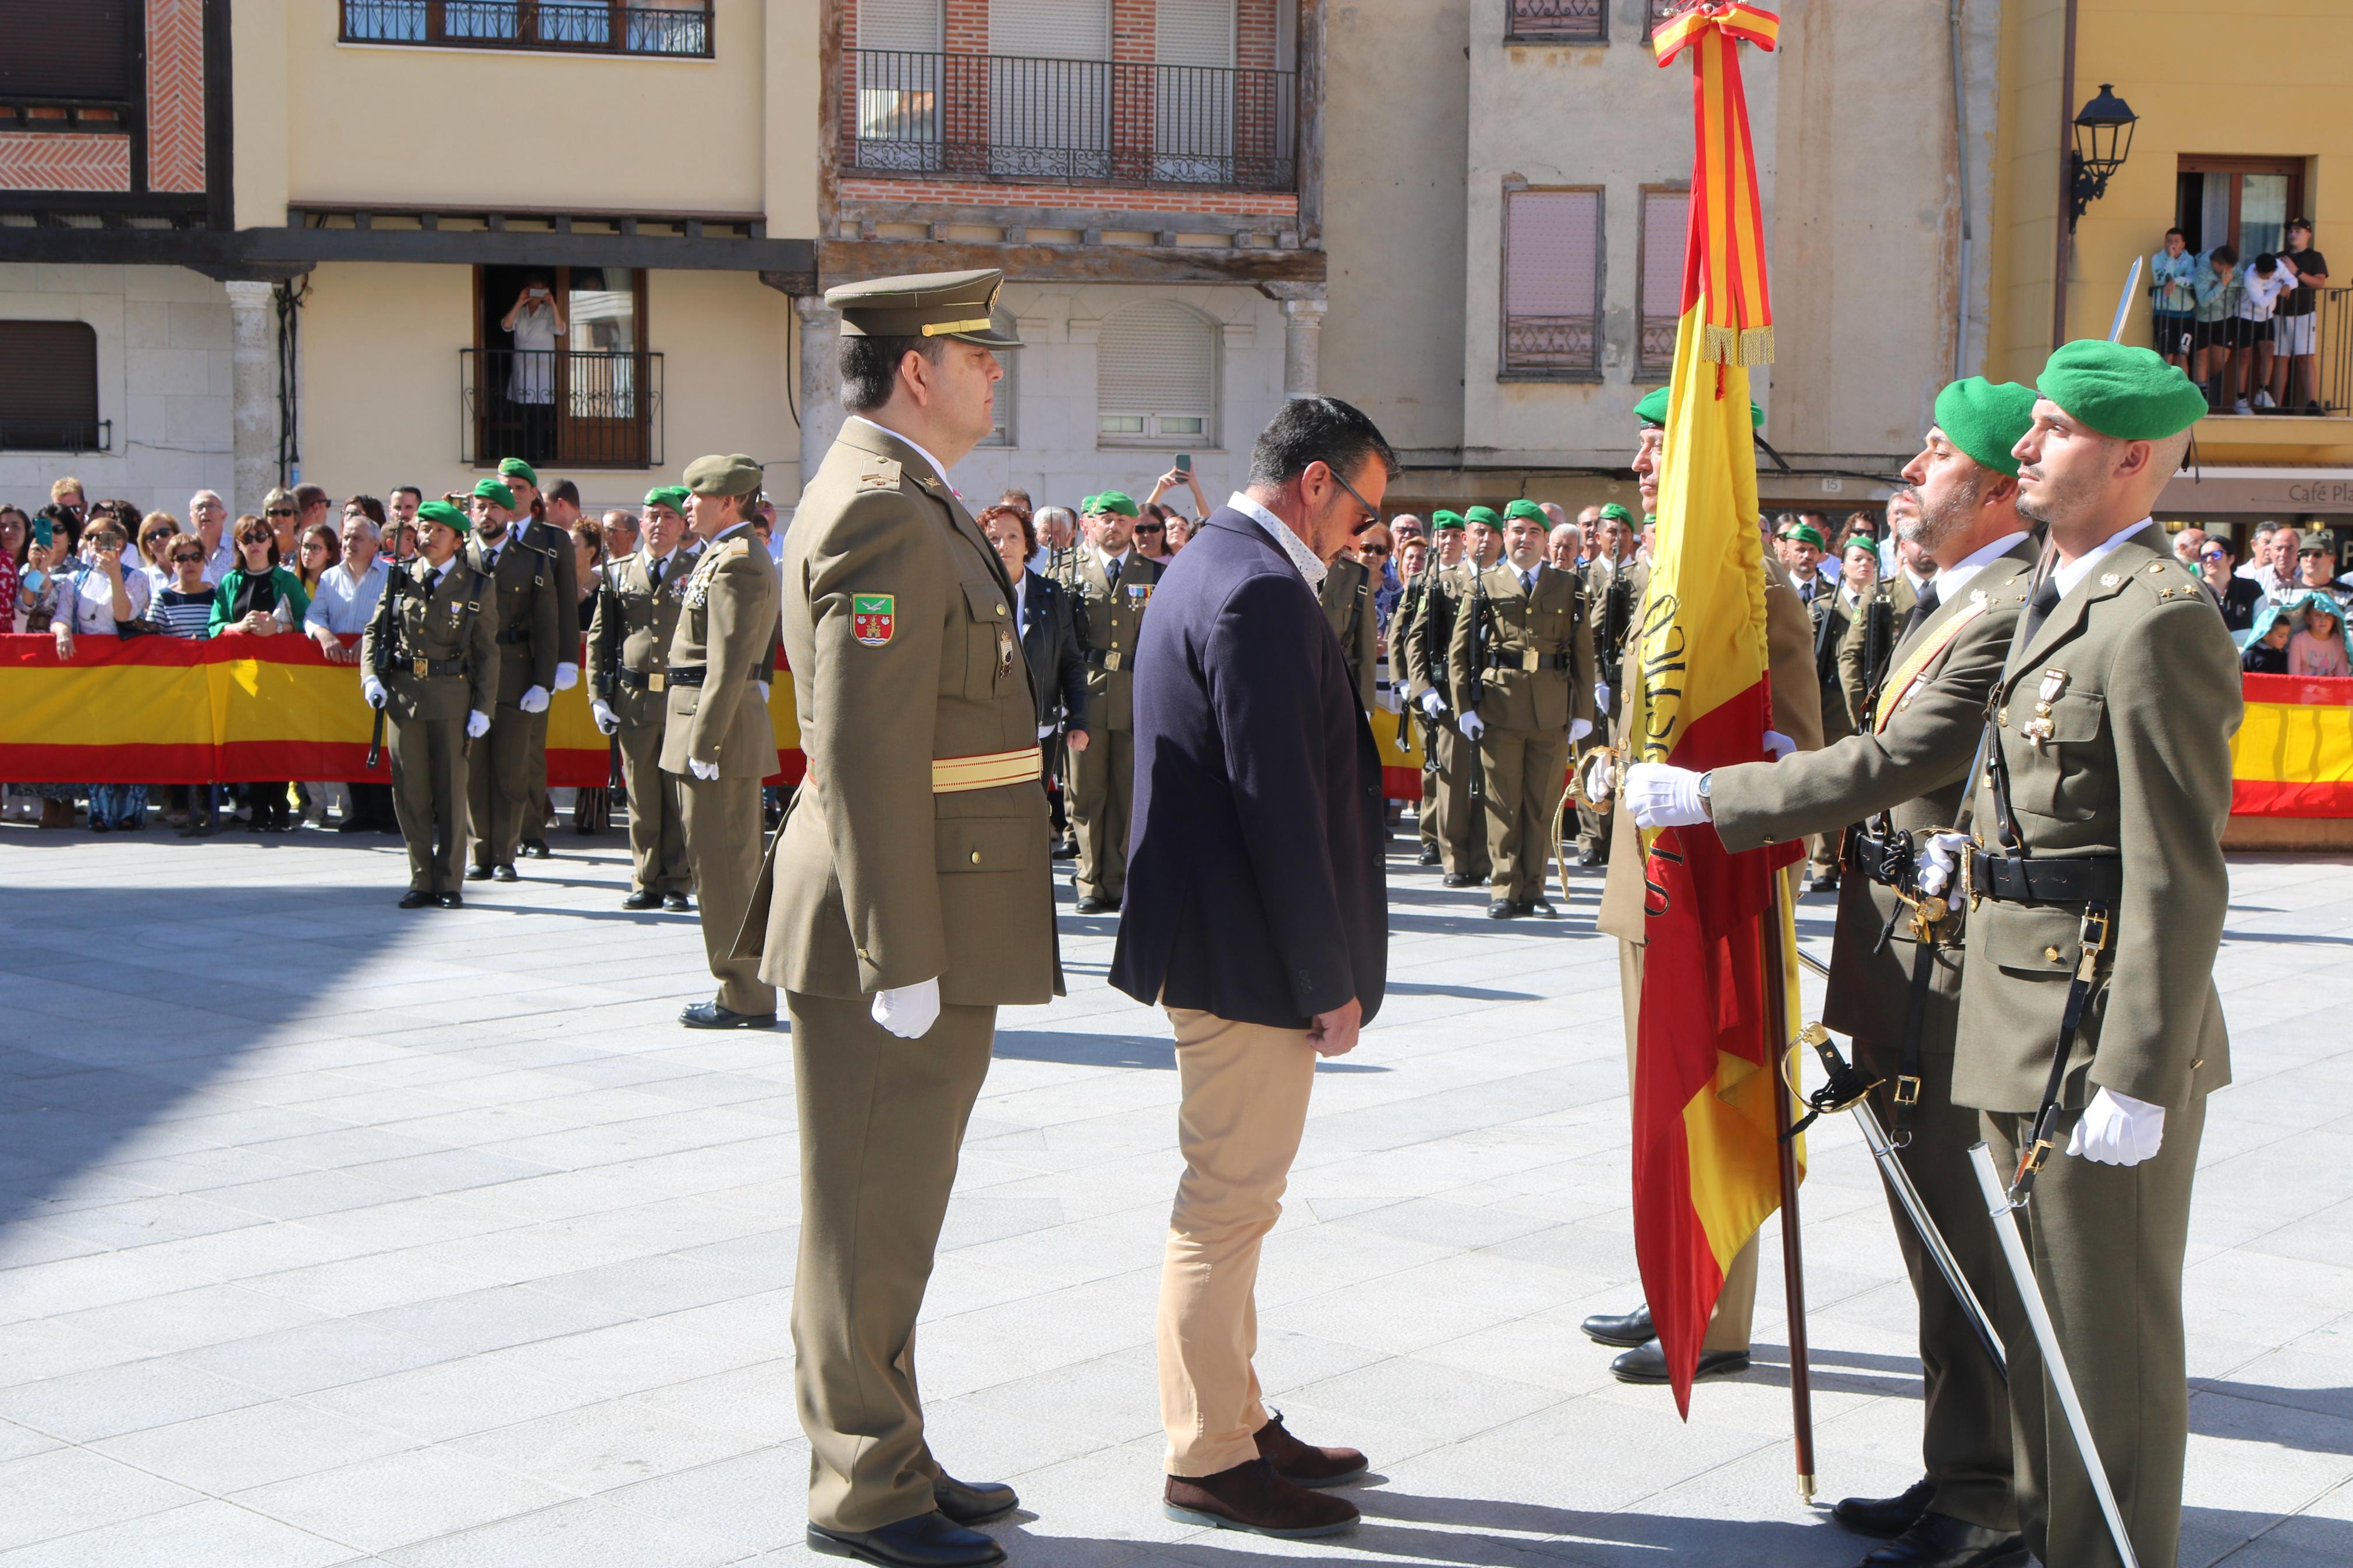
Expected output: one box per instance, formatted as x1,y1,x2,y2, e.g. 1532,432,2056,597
1653,3,1779,367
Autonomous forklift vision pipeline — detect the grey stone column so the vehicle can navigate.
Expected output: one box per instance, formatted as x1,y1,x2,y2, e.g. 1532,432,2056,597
795,296,844,499
224,280,278,513
1263,284,1329,400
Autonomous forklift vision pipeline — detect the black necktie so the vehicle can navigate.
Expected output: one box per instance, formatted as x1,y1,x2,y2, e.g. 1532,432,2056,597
1900,578,1939,641
1521,568,1537,596
1105,555,1122,592
2020,574,2063,645
424,567,441,596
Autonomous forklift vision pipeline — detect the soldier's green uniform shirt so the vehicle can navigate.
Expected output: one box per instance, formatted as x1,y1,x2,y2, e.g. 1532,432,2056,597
1318,552,1379,713
1065,544,1162,903
463,524,560,870
1404,560,1490,880
360,554,499,895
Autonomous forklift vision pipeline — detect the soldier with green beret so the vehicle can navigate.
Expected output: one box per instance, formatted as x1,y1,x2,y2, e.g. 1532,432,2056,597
1912,340,2233,1568
361,500,498,908
1066,486,1162,913
1318,526,1379,716
661,453,780,1029
1404,509,1493,886
753,268,1056,1567
1577,502,1648,867
460,477,559,882
587,485,703,912
495,456,581,858
1620,374,2044,1563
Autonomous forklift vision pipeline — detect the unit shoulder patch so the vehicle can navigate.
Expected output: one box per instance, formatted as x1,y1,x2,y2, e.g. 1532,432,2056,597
857,458,904,493
852,593,897,646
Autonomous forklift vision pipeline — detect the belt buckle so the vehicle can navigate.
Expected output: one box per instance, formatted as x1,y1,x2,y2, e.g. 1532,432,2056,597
1961,838,1981,912
1522,648,1542,673
648,672,666,693
411,657,428,678
1104,651,1123,673
1893,1075,1922,1107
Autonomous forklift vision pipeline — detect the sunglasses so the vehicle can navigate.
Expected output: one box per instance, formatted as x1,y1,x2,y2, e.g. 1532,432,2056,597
1358,543,1392,556
1135,523,1165,534
266,507,296,517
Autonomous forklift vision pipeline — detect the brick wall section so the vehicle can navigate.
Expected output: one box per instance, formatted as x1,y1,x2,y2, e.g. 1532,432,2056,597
842,174,1298,218
1236,0,1275,69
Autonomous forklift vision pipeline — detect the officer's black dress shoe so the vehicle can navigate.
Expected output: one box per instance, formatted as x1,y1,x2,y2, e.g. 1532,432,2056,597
1050,838,1078,860
1525,897,1558,918
522,838,552,859
464,865,492,881
1417,845,1442,866
1809,870,1840,893
680,1000,778,1030
1581,1304,1653,1347
807,1511,1004,1567
436,893,464,909
1486,899,1517,919
1609,1339,1750,1384
662,892,691,912
622,888,660,910
932,1473,1018,1526
491,863,519,882
1575,842,1601,867
1442,872,1477,888
398,890,434,909
1855,1513,2028,1567
1073,895,1119,915
1833,1476,1936,1539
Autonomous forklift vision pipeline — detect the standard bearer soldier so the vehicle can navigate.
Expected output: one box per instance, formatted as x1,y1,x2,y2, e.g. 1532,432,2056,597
1318,538,1378,714
588,485,700,912
361,500,498,909
755,268,1058,1568
1067,489,1162,913
1447,497,1595,919
1582,383,1823,1385
664,454,781,1030
1576,502,1646,867
462,478,559,881
496,458,580,856
1405,511,1490,886
1623,377,2043,1568
1919,340,2236,1568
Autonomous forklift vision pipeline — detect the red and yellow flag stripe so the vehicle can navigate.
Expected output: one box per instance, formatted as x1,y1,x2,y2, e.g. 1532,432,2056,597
2231,673,2353,816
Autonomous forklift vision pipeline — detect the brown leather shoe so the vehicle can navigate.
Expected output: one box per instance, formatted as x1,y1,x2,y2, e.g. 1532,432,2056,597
1163,1459,1358,1538
1254,1409,1368,1488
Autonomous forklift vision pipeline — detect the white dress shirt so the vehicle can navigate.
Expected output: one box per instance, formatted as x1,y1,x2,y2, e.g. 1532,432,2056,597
61,560,151,634
1936,529,2031,601
2053,517,2155,599
1226,491,1328,591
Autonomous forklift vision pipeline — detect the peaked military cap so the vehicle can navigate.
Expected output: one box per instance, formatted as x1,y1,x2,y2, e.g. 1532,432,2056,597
684,454,763,498
826,268,1024,349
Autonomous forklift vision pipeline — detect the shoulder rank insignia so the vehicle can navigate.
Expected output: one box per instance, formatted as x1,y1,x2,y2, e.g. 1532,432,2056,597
2146,561,2167,575
2100,572,2122,588
852,593,896,646
857,458,903,493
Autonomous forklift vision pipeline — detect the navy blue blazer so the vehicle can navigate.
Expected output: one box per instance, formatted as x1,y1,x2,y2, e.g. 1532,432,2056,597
1018,570,1089,734
1109,507,1387,1030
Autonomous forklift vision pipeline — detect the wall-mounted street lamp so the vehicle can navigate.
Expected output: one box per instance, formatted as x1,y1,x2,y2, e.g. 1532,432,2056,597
2068,83,2138,231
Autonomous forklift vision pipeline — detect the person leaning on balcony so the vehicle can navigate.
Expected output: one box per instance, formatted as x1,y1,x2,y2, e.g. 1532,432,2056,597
2272,218,2330,413
501,273,566,464
2149,227,2197,369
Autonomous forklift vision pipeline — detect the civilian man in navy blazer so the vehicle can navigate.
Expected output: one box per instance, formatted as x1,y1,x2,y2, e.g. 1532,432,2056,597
1110,396,1394,1541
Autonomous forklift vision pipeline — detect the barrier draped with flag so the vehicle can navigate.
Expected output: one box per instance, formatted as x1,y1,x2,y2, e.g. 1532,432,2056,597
2231,673,2353,816
1632,1,1799,1418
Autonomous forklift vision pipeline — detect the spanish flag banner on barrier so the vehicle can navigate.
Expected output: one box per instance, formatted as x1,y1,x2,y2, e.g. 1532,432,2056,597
2231,674,2353,816
1636,1,1798,1417
0,634,807,787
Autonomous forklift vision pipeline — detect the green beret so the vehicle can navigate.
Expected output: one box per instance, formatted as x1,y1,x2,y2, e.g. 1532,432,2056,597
1643,514,1658,527
415,500,470,535
1634,385,1765,429
1503,499,1548,524
1782,524,1827,551
1932,377,2039,477
683,453,763,498
643,486,690,514
2035,339,2209,440
1431,509,1465,531
497,457,538,487
471,478,516,510
1089,490,1139,518
1463,505,1502,528
1598,503,1634,524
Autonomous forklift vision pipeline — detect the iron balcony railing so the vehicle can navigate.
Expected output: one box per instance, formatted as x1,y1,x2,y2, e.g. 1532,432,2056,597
342,1,712,57
847,49,1296,192
2187,287,2353,417
462,349,662,470
1506,0,1605,44
1500,315,1599,379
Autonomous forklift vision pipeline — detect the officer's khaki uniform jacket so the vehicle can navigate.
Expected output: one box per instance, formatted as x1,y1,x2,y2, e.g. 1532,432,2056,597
1069,547,1162,731
658,527,778,779
1583,553,1649,664
1444,560,1597,733
760,419,1059,1005
469,531,560,706
1318,553,1379,713
362,557,500,721
587,544,697,728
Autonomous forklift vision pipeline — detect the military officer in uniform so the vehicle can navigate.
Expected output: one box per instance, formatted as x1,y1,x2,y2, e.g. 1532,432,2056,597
1575,503,1647,869
1840,498,1931,731
495,459,580,856
361,500,498,909
663,455,780,1030
1920,341,2237,1568
462,478,560,882
1067,489,1162,913
588,485,701,912
1581,383,1823,1385
1447,497,1595,919
1318,532,1378,714
755,269,1058,1568
1406,511,1494,888
1623,377,2044,1568
1387,522,1444,866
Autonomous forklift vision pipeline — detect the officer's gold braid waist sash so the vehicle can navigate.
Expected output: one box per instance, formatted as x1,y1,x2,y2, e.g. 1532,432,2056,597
932,746,1042,794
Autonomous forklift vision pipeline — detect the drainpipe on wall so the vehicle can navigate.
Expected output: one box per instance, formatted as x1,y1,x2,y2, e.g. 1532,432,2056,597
1949,0,1974,381
2050,0,2079,352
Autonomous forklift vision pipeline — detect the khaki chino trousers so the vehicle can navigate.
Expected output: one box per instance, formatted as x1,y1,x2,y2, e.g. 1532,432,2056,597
1069,726,1135,904
617,719,689,895
466,703,537,870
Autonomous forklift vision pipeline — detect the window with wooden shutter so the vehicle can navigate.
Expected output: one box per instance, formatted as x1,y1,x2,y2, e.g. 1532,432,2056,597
0,322,103,452
986,0,1110,179
1098,301,1218,447
1154,0,1236,182
1500,186,1603,381
0,1,130,100
1636,186,1688,381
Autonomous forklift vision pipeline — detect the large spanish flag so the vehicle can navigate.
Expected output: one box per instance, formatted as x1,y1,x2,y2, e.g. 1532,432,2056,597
2231,673,2353,816
1635,1,1800,1416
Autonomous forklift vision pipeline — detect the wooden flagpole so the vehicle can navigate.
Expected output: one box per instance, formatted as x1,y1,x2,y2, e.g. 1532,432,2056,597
1763,873,1816,1501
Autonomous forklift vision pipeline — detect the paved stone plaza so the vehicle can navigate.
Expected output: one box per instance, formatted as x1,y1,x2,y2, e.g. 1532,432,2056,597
1,824,2349,1567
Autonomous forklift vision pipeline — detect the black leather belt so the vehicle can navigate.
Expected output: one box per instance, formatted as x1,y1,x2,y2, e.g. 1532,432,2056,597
403,655,467,678
495,627,534,645
664,665,751,688
1966,851,2123,905
616,666,668,692
1486,650,1574,673
1085,649,1128,673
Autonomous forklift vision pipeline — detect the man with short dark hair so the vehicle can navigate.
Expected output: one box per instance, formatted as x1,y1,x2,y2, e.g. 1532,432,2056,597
2272,218,2330,411
1113,394,1395,1542
499,460,580,854
294,483,333,545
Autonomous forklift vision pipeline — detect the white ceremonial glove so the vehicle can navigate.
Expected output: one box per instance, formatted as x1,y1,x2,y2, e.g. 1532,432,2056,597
2067,1087,2167,1167
1914,830,1973,910
519,684,551,714
1582,748,1619,803
757,680,770,702
872,976,942,1040
1419,688,1446,719
361,675,388,711
1457,710,1486,742
1569,717,1593,744
466,709,491,739
591,699,619,736
553,661,579,692
1624,763,1709,829
1595,680,1613,713
689,756,719,781
1763,728,1796,760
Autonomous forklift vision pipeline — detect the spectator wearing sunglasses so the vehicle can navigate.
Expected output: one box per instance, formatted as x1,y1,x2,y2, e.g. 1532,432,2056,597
154,536,226,833
1134,504,1175,563
2197,537,2262,632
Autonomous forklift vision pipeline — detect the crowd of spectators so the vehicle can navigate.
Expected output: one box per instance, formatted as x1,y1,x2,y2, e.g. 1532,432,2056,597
2150,218,2332,415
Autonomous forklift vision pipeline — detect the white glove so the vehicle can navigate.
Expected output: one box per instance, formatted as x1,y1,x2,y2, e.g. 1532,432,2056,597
591,699,619,736
1763,729,1796,760
1595,680,1612,712
466,710,491,739
757,680,770,702
1624,763,1708,829
1914,830,1972,910
689,756,719,781
1568,717,1593,745
2067,1087,2166,1167
1582,748,1618,803
519,685,551,714
1457,710,1486,742
361,675,388,710
1419,689,1446,719
553,661,579,692
872,976,942,1040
